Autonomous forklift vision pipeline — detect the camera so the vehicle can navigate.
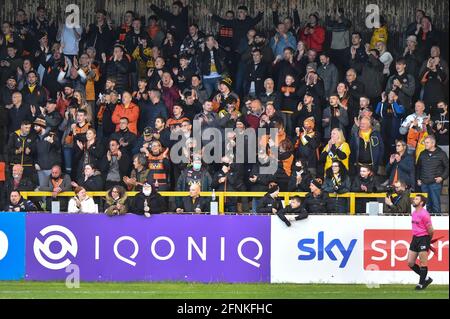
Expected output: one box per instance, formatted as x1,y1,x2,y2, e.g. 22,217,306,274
386,185,395,197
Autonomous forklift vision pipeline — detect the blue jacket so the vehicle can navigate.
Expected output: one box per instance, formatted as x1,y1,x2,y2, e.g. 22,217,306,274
349,129,384,171
386,152,415,188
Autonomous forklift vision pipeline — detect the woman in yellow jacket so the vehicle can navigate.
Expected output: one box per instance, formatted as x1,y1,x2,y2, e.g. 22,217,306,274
370,16,388,49
319,128,351,177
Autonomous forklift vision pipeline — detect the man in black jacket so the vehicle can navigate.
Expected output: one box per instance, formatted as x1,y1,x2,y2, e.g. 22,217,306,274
84,10,115,59
256,183,283,214
4,164,35,209
243,49,270,98
176,183,210,213
417,135,449,214
198,36,225,97
7,120,36,179
275,196,308,227
33,117,61,187
150,1,189,38
110,117,137,156
210,5,263,52
299,178,329,214
132,182,167,216
6,190,38,212
103,45,130,94
211,156,245,213
40,98,63,132
6,91,34,134
21,70,47,109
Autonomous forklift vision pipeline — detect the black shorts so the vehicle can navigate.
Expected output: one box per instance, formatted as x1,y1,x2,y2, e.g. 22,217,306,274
410,235,431,253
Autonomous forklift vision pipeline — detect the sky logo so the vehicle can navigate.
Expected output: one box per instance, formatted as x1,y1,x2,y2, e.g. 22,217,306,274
297,231,357,268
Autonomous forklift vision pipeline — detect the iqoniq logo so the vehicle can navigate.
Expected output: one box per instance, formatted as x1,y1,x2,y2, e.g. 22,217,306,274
33,225,78,270
0,231,8,261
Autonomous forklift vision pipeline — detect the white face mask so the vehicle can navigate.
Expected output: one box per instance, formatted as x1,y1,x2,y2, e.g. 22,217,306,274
143,189,151,196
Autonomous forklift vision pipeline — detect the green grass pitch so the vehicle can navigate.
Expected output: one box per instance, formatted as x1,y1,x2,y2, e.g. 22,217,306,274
0,282,448,299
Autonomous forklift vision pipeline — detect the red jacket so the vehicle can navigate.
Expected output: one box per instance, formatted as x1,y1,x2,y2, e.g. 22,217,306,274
299,25,326,53
112,102,140,134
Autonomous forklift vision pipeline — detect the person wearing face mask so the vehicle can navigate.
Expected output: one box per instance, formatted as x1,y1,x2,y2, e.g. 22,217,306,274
110,117,137,156
132,182,167,217
68,186,98,213
176,155,212,194
288,160,313,192
146,140,171,192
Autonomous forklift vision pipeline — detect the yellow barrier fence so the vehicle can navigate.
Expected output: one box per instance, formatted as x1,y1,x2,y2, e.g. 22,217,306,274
21,191,427,215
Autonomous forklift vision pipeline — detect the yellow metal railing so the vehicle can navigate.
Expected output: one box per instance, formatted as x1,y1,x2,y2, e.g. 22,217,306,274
21,191,427,215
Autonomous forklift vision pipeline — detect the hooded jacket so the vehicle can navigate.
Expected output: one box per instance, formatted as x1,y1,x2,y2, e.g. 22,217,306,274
132,189,167,215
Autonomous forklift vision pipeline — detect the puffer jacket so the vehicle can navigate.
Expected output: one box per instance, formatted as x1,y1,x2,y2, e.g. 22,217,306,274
416,147,449,184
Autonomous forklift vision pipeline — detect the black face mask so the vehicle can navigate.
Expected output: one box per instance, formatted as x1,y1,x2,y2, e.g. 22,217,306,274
51,175,61,180
295,166,303,172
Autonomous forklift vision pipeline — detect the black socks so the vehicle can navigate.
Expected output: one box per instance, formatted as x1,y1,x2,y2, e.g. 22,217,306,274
409,264,421,275
419,267,428,285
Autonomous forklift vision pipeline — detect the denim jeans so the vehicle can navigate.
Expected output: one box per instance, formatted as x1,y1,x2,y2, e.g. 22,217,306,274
421,183,442,214
202,76,221,98
63,147,73,174
252,198,260,214
37,169,52,188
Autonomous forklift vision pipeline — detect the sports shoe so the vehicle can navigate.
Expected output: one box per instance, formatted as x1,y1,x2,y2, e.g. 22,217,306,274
422,277,433,289
415,284,424,290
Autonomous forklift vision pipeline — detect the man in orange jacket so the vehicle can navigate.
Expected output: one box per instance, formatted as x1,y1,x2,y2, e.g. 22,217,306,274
112,91,140,135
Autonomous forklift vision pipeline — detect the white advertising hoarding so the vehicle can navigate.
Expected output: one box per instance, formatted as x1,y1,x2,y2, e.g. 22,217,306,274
270,216,449,284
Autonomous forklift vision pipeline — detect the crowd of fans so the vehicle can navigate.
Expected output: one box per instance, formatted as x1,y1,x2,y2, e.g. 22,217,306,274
0,2,448,215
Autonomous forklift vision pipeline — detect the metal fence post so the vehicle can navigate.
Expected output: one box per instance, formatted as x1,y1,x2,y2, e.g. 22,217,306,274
219,192,225,215
350,194,356,215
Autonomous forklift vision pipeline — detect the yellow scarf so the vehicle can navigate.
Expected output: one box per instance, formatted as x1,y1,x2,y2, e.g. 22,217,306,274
359,129,372,148
28,84,36,93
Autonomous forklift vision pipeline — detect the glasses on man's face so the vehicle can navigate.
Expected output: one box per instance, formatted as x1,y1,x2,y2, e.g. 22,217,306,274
332,165,340,168
396,144,403,147
112,190,119,193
